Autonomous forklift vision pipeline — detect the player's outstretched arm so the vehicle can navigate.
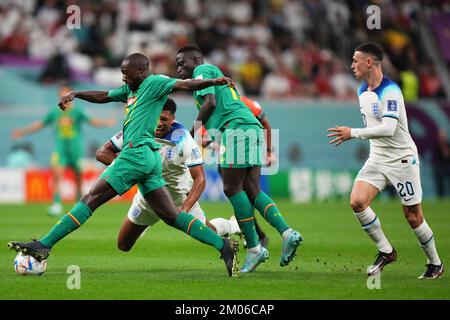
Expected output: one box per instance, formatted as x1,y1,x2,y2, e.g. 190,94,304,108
349,117,397,139
172,76,233,92
181,165,206,213
96,140,118,166
89,117,117,128
59,91,113,110
11,121,45,139
327,117,397,146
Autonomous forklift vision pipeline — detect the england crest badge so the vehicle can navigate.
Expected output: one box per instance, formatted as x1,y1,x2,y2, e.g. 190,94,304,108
372,103,380,116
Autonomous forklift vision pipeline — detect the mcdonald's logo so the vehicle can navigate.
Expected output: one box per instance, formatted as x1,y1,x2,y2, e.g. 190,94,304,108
25,170,52,202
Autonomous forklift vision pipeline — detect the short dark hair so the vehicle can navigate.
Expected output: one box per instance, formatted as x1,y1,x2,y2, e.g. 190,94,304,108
176,44,203,56
124,53,149,68
354,43,383,61
163,97,177,114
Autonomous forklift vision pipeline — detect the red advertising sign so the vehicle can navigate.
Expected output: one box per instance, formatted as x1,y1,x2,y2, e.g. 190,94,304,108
25,169,137,203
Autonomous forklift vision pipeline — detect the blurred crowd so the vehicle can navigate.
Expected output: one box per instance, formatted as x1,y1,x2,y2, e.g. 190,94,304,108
0,0,448,100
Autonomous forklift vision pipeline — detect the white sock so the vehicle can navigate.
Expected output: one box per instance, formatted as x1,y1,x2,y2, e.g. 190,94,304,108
414,220,441,265
282,228,293,240
355,207,393,254
248,243,262,255
228,216,241,235
210,218,241,237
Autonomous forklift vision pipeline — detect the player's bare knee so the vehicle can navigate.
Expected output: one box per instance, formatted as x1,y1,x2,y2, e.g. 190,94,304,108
404,204,423,227
223,185,241,198
350,197,368,213
405,213,423,228
159,213,177,226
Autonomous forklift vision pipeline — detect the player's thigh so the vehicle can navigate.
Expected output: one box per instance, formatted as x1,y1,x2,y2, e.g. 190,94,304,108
127,190,161,227
220,123,263,169
386,162,423,206
81,177,118,211
137,150,165,196
351,162,385,210
142,186,180,224
100,146,153,196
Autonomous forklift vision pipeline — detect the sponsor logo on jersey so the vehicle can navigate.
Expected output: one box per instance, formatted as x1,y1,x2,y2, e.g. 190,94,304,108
372,103,380,116
387,100,397,111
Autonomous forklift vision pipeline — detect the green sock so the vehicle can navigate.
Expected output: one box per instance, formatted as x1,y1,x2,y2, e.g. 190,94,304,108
40,202,92,248
255,191,289,235
53,193,61,204
174,212,224,251
229,191,259,248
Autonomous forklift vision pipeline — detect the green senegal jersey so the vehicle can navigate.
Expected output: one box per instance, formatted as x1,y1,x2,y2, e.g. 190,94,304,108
108,74,177,150
193,64,262,130
42,106,91,152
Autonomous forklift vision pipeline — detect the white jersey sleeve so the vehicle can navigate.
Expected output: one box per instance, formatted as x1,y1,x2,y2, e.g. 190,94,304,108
351,117,397,139
381,86,402,120
110,131,123,152
183,131,204,167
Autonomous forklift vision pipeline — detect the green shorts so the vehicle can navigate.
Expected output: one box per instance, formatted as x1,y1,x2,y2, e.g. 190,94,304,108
219,120,263,168
100,145,165,196
51,151,82,172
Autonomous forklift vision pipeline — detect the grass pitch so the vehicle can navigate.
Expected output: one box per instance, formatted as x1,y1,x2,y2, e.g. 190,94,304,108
0,199,449,300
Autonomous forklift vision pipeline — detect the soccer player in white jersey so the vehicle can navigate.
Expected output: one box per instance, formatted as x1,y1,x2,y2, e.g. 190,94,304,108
96,98,240,251
327,43,444,280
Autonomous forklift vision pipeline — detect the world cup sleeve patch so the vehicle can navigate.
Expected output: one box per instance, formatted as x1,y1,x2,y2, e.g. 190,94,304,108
191,148,201,160
387,100,397,111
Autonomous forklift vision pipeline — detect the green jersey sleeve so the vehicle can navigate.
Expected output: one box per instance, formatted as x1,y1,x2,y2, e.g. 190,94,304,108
193,65,216,97
108,85,129,103
148,75,177,99
42,109,57,126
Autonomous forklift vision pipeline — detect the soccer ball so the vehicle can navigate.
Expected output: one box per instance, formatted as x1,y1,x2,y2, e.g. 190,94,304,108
14,252,47,276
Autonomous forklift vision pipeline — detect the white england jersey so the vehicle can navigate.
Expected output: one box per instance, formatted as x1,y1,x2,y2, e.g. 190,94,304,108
357,76,418,163
110,121,203,196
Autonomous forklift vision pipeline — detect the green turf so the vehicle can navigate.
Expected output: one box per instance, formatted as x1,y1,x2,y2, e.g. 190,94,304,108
1,199,449,300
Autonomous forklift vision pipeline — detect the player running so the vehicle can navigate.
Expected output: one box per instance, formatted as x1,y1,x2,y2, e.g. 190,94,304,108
95,97,241,251
201,96,275,248
327,43,444,279
176,45,302,273
9,53,239,277
11,85,116,216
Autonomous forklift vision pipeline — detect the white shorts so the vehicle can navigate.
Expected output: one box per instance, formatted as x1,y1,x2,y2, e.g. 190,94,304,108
127,190,206,226
355,157,423,206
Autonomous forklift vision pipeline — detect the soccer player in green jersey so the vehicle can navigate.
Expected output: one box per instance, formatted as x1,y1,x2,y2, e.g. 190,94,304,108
175,45,303,273
9,53,239,277
12,85,115,216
